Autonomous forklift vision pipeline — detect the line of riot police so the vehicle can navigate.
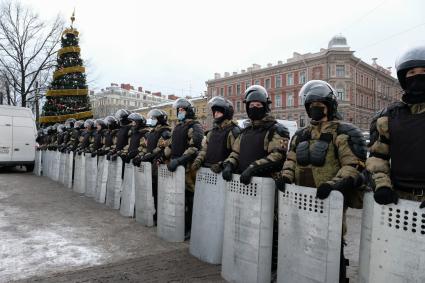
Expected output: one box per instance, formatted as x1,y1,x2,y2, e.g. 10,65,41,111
35,45,425,283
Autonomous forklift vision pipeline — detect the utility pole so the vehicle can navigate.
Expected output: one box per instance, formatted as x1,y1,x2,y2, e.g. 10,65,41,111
35,81,40,128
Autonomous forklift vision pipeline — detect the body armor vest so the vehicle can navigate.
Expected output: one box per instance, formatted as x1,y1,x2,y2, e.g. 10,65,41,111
171,121,195,159
389,107,425,190
116,125,131,151
128,128,149,156
237,125,269,173
204,126,233,166
146,127,168,153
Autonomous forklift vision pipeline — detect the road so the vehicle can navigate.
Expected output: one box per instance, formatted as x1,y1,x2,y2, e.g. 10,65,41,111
0,167,361,282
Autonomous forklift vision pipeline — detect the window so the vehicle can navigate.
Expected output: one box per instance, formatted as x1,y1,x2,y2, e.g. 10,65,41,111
275,75,282,88
336,65,345,77
275,95,282,108
212,88,218,96
220,87,224,96
227,86,232,96
236,84,241,95
265,78,271,89
286,92,293,107
254,79,260,85
287,73,294,86
298,93,305,106
236,101,241,112
245,81,251,90
299,71,306,84
299,115,305,127
337,88,345,101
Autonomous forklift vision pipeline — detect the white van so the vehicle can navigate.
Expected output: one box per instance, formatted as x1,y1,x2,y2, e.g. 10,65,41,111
237,119,298,139
0,105,37,171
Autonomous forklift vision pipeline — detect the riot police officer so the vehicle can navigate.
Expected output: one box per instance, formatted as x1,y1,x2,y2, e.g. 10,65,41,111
76,119,95,155
191,97,240,173
277,80,367,282
120,113,150,163
108,109,131,161
221,85,289,276
222,85,289,184
67,120,84,152
90,119,108,157
367,46,425,209
164,98,204,238
99,116,119,156
47,124,59,150
56,124,66,152
133,109,172,224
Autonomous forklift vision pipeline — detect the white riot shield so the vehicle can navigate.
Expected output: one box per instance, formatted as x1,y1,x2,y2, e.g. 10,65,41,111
65,152,74,189
106,158,123,209
157,164,185,242
277,184,343,283
95,155,109,203
73,153,86,194
134,162,155,227
52,151,61,182
45,150,51,178
85,155,97,197
34,150,42,176
41,150,46,176
359,193,425,283
120,163,136,217
58,152,66,184
221,175,275,283
189,167,226,264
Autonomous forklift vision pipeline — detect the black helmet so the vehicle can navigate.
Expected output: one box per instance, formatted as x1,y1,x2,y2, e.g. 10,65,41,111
395,45,425,89
243,85,271,112
47,125,55,134
300,80,339,119
74,120,84,129
114,109,130,125
173,98,195,119
65,118,76,129
128,112,146,128
104,116,119,129
147,109,168,125
57,124,65,133
84,119,95,129
208,96,234,120
95,119,107,130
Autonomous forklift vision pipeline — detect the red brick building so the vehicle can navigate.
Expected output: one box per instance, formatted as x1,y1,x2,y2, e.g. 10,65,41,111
205,35,402,130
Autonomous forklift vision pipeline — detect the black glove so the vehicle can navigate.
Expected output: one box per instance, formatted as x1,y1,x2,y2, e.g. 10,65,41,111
91,152,97,158
374,187,398,205
240,166,255,185
222,162,233,181
316,183,334,200
275,176,292,193
111,154,117,161
77,150,82,156
141,152,156,162
120,154,129,163
420,201,425,209
133,156,142,166
167,158,180,172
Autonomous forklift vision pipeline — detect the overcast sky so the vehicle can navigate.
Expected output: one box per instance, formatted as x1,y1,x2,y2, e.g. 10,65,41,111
22,0,425,97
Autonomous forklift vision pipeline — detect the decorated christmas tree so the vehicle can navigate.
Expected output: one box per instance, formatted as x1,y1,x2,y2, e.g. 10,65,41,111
39,11,92,125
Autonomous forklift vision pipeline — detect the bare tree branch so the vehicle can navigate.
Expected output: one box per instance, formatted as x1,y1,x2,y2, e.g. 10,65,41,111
0,0,64,107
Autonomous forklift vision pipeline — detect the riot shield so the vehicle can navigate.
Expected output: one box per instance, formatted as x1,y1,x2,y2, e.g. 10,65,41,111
58,152,66,184
359,193,425,283
221,174,275,283
34,150,42,176
41,150,46,176
44,150,51,178
189,167,226,264
95,155,109,203
134,162,155,227
51,151,60,181
157,164,185,242
85,155,97,197
73,153,86,194
277,184,343,283
120,163,136,217
106,158,123,209
65,152,74,189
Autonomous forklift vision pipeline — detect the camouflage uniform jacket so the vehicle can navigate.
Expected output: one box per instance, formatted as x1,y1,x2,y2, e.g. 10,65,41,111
366,101,425,202
138,124,172,159
224,115,289,175
194,119,239,166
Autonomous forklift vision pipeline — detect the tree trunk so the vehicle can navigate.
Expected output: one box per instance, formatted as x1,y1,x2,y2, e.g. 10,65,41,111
35,82,39,128
6,82,11,105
